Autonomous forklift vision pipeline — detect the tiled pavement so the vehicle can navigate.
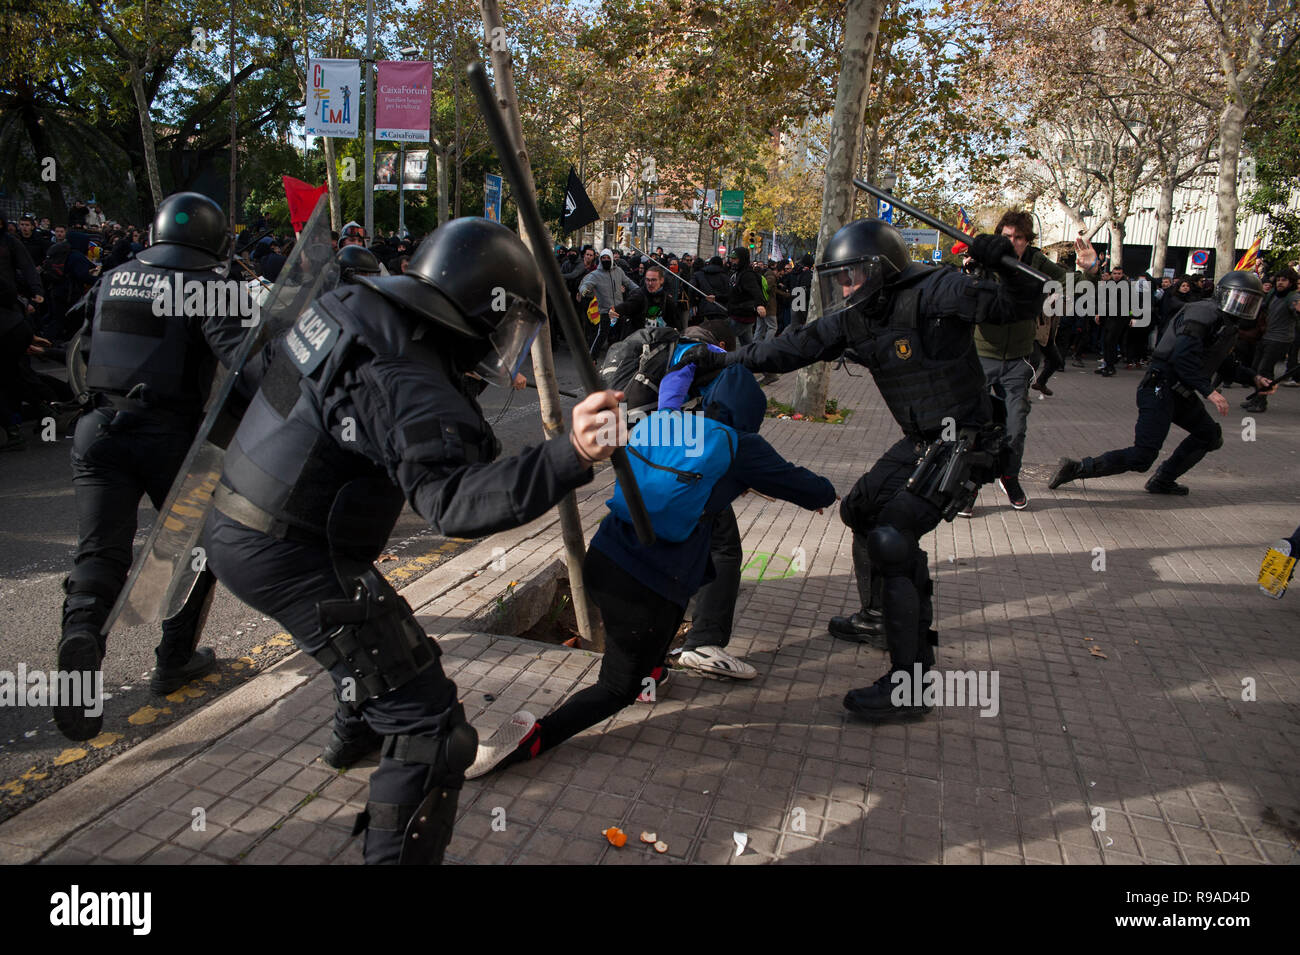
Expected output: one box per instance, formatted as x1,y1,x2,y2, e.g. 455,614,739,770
8,359,1300,865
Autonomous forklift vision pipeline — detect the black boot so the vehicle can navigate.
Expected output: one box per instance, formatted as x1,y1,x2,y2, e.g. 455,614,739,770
321,723,383,769
828,609,885,644
1145,475,1189,495
149,646,217,694
843,668,932,722
1049,457,1082,489
54,626,106,741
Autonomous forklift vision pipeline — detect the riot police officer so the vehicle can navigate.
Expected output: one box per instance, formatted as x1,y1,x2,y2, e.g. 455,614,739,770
336,244,382,283
1049,270,1274,495
55,192,244,741
677,219,1040,721
202,217,622,864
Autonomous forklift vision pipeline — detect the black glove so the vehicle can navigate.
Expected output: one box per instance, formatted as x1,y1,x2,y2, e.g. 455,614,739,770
669,343,728,374
969,233,1015,269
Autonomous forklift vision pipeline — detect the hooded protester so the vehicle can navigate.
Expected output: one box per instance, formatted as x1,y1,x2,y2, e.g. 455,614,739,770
725,245,766,346
578,247,638,359
692,254,731,322
464,364,836,778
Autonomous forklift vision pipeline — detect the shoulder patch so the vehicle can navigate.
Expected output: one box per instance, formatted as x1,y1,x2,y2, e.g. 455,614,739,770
283,305,341,376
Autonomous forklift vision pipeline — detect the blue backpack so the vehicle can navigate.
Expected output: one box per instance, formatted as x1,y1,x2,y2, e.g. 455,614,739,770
607,409,738,542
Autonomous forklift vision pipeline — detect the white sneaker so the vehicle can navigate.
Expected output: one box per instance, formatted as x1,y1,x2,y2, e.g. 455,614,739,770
465,709,536,780
675,646,757,680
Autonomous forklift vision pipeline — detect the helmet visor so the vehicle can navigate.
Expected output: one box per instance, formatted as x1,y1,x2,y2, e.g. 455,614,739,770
473,295,547,386
815,257,886,317
1216,284,1262,321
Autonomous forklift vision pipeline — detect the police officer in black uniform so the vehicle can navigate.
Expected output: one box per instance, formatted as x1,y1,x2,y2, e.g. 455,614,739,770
336,244,382,284
202,217,623,864
677,219,1040,721
55,192,243,741
1049,270,1273,495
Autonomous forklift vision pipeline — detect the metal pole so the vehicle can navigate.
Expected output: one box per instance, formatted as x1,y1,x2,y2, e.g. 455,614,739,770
398,143,405,236
228,2,236,233
363,0,374,239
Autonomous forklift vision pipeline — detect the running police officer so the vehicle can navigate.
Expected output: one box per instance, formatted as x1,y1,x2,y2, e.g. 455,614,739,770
202,217,623,864
1049,270,1274,495
676,219,1041,721
55,192,243,741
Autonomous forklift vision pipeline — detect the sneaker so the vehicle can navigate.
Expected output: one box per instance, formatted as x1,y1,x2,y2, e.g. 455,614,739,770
997,476,1029,510
1048,457,1082,490
1145,476,1189,496
53,629,105,741
149,646,217,695
957,505,975,518
843,672,931,722
1070,358,1085,368
466,710,539,779
636,665,670,703
828,610,885,644
320,724,383,769
675,645,757,680
1281,380,1300,388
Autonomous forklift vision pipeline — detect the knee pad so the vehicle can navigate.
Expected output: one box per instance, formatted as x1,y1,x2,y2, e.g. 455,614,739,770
866,525,912,572
355,703,478,866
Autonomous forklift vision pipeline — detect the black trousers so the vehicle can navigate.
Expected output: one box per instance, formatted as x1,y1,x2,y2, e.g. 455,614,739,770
535,548,685,754
838,437,940,672
205,511,459,864
1251,341,1288,409
682,506,742,651
1085,384,1222,482
1101,317,1126,367
64,405,214,665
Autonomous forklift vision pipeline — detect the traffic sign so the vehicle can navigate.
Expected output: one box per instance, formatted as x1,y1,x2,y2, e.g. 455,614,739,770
1191,249,1210,267
932,248,943,262
720,190,744,222
708,214,722,231
717,244,727,255
900,228,940,246
878,200,893,223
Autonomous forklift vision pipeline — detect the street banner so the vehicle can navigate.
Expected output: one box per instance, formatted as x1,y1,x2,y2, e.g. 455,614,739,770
485,173,503,222
561,167,599,233
403,150,429,190
376,61,433,142
305,58,360,138
375,152,400,191
282,175,327,232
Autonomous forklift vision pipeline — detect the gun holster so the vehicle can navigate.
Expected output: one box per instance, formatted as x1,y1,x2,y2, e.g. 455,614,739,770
314,567,438,703
905,427,1001,521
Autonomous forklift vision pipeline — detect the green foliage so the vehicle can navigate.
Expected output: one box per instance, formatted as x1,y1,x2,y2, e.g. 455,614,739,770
1244,42,1300,267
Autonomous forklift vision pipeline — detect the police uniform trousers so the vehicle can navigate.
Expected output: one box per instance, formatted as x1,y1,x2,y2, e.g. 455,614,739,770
205,510,459,865
64,404,216,665
1083,383,1223,483
838,437,940,672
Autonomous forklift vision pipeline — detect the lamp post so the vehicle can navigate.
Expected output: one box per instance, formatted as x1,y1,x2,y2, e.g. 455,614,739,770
362,0,375,240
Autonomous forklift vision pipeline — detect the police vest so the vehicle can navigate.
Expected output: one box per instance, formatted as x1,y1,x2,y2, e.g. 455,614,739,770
1150,300,1237,379
845,269,991,438
84,259,225,411
220,285,499,553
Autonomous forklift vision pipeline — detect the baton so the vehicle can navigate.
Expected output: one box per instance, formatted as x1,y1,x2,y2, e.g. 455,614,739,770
852,179,1049,285
468,61,655,546
625,241,712,299
1246,362,1300,401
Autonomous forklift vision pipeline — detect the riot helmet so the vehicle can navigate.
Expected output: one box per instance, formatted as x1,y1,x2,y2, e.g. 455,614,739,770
336,245,382,283
136,192,230,270
357,217,546,386
1215,270,1264,326
815,219,910,318
340,221,368,247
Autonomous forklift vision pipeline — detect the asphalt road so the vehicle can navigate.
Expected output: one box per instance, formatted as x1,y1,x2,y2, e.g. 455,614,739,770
0,343,588,822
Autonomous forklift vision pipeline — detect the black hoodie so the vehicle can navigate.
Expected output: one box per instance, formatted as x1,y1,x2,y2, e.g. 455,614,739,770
726,247,765,323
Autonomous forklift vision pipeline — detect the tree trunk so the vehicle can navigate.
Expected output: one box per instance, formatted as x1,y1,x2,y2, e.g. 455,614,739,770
1213,101,1246,278
435,143,451,226
1152,175,1175,276
322,137,342,231
19,102,67,223
793,0,884,418
129,63,164,208
479,0,600,650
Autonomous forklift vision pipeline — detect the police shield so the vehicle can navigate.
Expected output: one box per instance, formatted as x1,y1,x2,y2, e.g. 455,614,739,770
103,197,340,636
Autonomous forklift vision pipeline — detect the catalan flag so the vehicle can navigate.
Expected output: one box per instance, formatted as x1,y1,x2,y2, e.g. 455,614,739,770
586,295,601,325
1234,234,1263,272
951,206,975,256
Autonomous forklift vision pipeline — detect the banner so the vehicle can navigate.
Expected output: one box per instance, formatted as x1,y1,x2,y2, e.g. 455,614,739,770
282,176,328,232
561,167,599,234
720,190,744,222
376,61,433,142
485,173,503,222
305,58,360,138
376,150,429,191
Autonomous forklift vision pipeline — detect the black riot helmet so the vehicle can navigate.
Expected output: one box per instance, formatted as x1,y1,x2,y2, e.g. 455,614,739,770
336,244,382,283
136,192,231,270
357,217,546,386
815,218,911,318
1215,269,1265,326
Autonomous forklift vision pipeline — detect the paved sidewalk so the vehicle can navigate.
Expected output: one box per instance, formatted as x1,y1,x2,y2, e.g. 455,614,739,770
2,362,1297,865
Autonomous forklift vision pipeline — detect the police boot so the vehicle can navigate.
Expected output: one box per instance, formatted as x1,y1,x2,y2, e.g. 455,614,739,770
150,569,218,694
828,610,885,644
843,665,933,722
55,584,111,741
357,703,478,865
321,707,383,769
1145,474,1190,496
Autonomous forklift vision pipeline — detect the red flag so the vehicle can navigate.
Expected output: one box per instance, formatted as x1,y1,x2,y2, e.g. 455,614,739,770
282,176,327,232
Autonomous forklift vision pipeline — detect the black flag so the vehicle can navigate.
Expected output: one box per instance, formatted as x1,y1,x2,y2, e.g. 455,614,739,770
561,166,599,234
